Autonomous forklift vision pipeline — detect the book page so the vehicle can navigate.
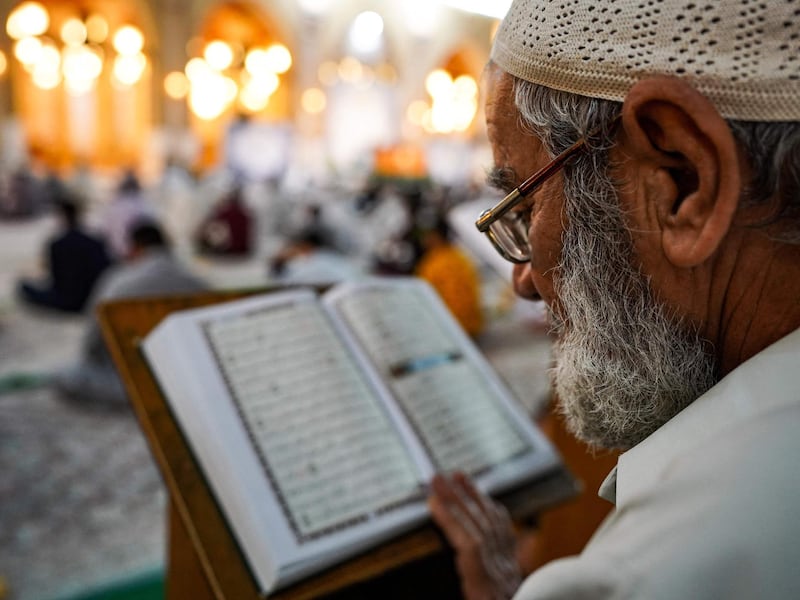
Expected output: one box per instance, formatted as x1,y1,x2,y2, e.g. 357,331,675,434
325,279,538,481
201,295,425,542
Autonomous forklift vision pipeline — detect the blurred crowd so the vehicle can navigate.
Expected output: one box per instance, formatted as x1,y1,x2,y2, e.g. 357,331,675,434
1,158,490,409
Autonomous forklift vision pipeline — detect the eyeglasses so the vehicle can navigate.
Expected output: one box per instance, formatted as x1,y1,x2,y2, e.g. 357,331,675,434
475,116,621,264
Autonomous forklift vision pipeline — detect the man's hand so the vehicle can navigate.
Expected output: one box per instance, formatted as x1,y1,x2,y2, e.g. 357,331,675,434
428,472,522,600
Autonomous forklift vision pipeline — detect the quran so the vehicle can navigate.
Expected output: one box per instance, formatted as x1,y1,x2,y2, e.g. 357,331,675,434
142,277,561,595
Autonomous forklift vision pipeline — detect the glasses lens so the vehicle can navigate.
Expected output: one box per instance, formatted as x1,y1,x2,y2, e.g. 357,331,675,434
489,212,530,263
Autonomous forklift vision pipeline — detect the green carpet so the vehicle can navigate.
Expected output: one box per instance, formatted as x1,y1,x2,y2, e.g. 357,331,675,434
0,372,50,395
54,569,164,600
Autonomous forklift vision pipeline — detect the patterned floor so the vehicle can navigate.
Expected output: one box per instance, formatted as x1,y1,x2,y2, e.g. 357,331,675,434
0,305,166,600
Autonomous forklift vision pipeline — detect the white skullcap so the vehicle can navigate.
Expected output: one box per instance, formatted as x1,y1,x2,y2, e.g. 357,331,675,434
491,0,800,121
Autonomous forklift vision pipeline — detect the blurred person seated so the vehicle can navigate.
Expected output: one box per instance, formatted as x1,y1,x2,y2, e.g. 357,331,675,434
0,164,44,218
52,220,207,408
414,218,484,337
17,193,111,313
102,169,157,260
195,186,253,257
268,229,366,286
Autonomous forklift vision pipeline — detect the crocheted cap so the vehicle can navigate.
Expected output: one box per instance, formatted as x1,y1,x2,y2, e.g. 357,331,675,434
491,0,800,121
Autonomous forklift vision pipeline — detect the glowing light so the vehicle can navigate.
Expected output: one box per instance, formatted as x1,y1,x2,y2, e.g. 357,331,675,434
0,52,7,77
338,57,363,83
33,70,61,89
244,48,268,75
62,45,103,82
239,78,273,112
113,52,147,86
113,25,144,56
245,45,291,75
6,2,49,40
301,87,326,114
348,11,384,57
222,76,238,103
423,69,479,134
406,100,429,126
164,71,189,99
61,18,87,46
264,44,292,74
188,69,237,120
65,76,95,95
453,74,478,98
85,14,108,43
36,43,60,70
29,42,59,89
425,69,452,97
185,57,211,81
318,61,338,86
204,40,233,71
14,36,42,66
375,62,397,83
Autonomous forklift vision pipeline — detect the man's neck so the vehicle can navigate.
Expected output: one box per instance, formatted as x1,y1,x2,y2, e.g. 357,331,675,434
713,230,800,376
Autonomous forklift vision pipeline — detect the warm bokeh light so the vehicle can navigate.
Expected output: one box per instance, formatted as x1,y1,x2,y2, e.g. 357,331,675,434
423,70,478,133
13,36,43,66
62,45,103,82
6,2,49,40
425,69,452,97
113,53,147,86
204,40,234,71
164,71,190,99
189,73,232,120
338,57,363,83
406,100,428,126
64,73,96,95
348,11,384,56
113,25,144,56
375,62,397,83
454,74,478,98
245,45,292,76
85,14,108,43
32,70,60,89
264,44,292,74
301,87,326,114
36,43,60,71
318,60,338,86
60,18,87,46
185,57,211,81
31,46,61,90
239,81,271,112
0,51,7,77
244,48,268,75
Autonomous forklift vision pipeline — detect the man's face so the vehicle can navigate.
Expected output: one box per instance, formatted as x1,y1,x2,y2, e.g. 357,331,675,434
484,66,565,312
485,68,717,449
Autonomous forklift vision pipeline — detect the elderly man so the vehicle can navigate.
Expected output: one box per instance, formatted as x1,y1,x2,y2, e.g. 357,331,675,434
429,1,800,598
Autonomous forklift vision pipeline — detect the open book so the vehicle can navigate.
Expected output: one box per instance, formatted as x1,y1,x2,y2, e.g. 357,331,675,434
142,277,561,595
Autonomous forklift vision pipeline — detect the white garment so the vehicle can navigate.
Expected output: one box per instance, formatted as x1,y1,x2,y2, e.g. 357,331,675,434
102,192,156,259
53,250,207,407
515,327,800,599
274,250,366,286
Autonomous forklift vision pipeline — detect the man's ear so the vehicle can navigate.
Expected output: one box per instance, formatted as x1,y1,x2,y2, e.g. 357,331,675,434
620,77,741,268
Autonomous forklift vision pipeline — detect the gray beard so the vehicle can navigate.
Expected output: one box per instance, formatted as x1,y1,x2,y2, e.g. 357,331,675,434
548,175,717,451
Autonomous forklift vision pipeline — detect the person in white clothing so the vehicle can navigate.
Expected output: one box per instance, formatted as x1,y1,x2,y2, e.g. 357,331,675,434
427,1,800,598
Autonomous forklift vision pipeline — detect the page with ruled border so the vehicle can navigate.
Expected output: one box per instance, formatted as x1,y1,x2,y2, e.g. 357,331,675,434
323,278,561,496
143,289,431,593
